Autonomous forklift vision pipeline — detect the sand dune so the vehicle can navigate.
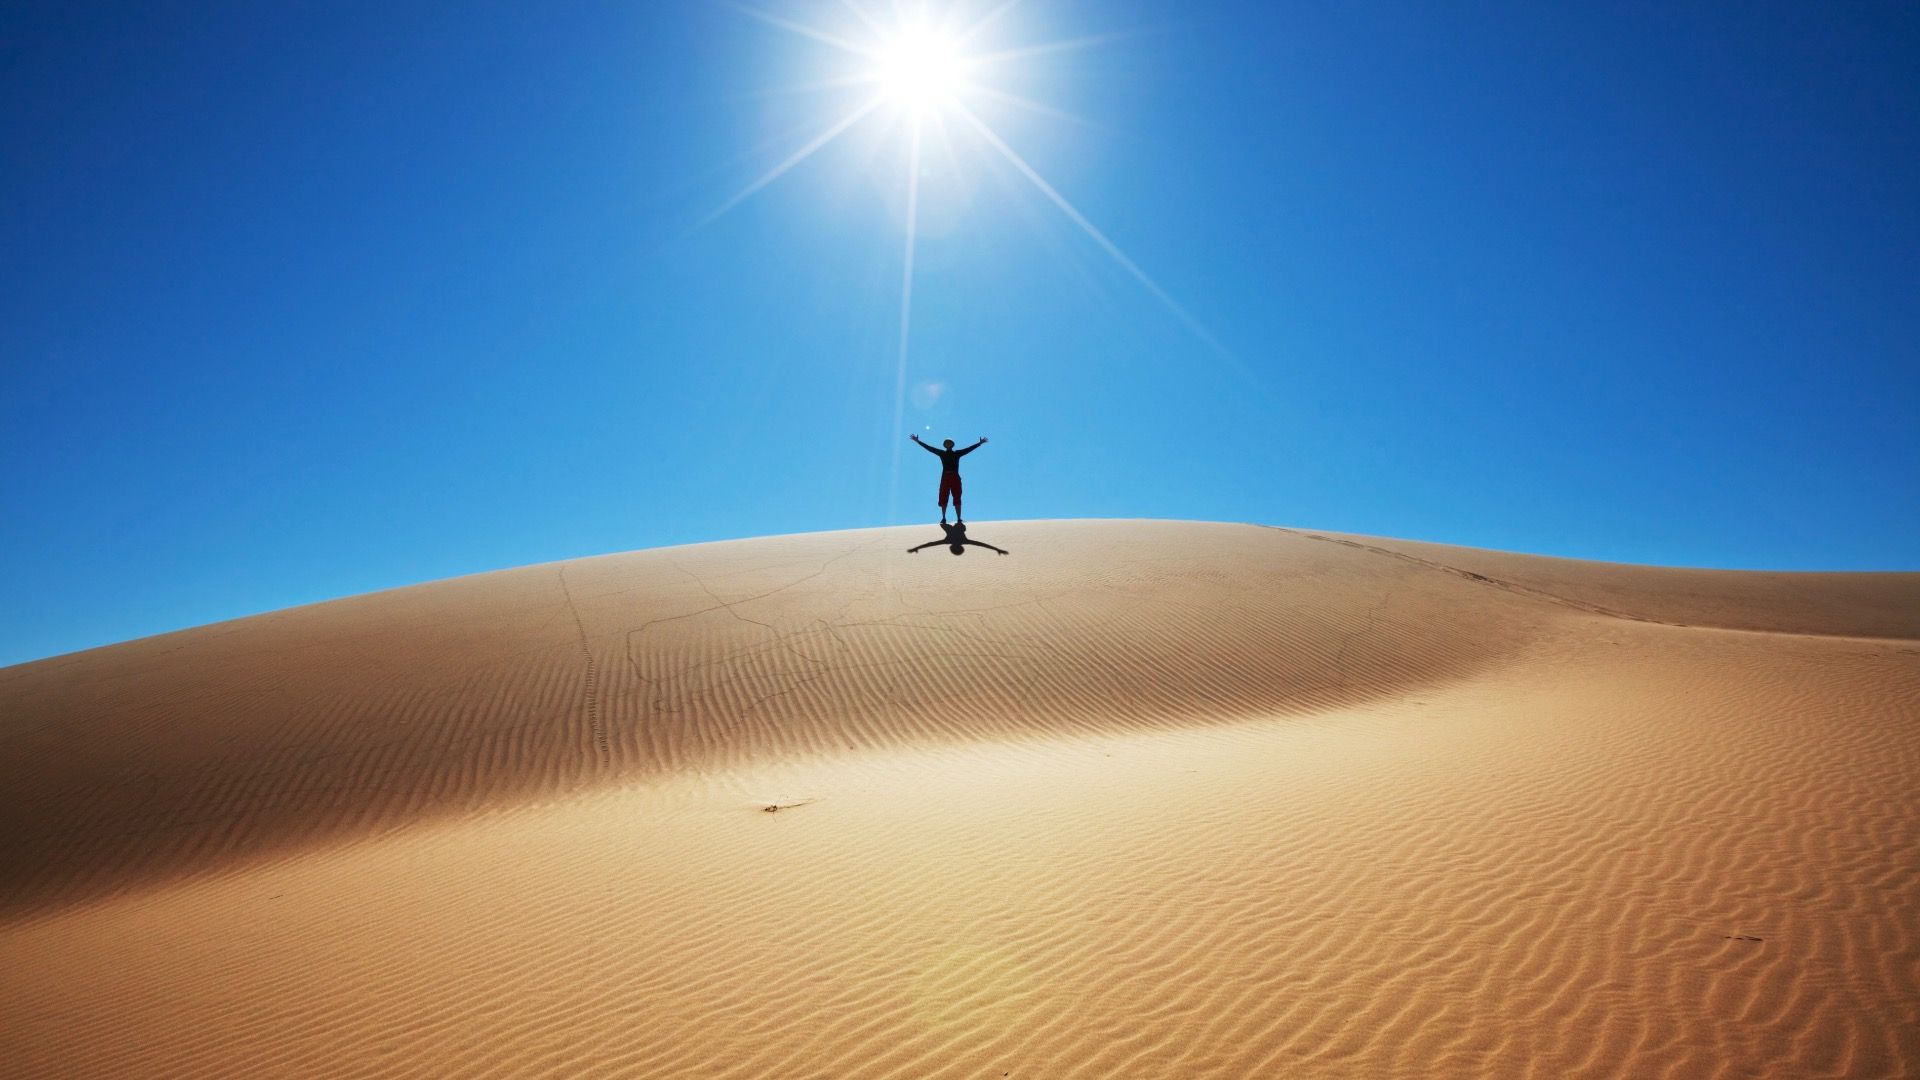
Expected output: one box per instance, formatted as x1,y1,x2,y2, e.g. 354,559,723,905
2,520,1916,1077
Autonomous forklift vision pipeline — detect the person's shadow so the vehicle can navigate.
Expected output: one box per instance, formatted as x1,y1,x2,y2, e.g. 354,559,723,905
908,522,1009,556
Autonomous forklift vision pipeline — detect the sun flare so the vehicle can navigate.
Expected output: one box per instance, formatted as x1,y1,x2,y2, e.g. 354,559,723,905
713,1,1234,498
873,26,967,112
715,4,1222,347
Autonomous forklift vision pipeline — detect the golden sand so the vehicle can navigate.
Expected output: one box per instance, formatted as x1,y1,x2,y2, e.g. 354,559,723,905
3,521,1915,1077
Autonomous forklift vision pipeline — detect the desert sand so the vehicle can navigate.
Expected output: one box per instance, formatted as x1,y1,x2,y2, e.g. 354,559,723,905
2,520,1916,1078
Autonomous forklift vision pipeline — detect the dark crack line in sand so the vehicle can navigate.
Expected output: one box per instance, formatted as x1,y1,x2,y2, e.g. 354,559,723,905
621,540,879,691
1327,588,1398,694
1261,525,1681,628
557,566,609,772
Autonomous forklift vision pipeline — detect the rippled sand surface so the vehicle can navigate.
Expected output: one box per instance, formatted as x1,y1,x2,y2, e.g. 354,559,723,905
3,521,1916,1078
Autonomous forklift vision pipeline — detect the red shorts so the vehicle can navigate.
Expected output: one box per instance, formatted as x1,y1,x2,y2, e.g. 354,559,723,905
938,473,962,507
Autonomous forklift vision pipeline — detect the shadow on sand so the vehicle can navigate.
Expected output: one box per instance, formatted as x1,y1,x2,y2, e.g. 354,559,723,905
907,522,1008,556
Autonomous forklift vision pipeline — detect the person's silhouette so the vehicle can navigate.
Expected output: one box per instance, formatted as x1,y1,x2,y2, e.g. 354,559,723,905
910,433,987,523
908,521,1008,556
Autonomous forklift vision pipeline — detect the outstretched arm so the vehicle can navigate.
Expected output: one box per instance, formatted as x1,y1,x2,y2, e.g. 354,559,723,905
907,540,944,554
962,540,1009,555
957,436,988,457
910,435,941,456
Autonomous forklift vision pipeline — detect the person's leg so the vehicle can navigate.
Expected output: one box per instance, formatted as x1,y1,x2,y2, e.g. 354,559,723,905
938,475,952,522
953,476,963,522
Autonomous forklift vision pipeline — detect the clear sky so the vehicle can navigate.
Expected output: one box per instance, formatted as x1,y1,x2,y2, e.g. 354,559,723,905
4,0,1917,666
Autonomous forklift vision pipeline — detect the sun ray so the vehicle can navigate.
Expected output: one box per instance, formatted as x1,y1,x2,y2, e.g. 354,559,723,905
955,0,1026,45
837,0,888,36
965,84,1105,131
888,120,926,521
725,1,877,57
955,105,1236,362
967,31,1136,67
700,97,884,226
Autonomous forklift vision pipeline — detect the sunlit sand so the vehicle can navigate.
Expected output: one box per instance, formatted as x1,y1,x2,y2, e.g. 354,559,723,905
3,521,1916,1077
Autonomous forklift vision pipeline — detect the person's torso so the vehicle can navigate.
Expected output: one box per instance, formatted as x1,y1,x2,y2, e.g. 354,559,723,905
937,449,963,473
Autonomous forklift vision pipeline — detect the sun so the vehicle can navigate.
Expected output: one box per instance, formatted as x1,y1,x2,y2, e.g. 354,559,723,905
711,2,1235,473
716,1,1235,518
714,3,1225,351
872,25,967,112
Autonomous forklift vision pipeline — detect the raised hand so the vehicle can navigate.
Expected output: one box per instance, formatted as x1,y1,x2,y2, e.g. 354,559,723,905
978,436,989,444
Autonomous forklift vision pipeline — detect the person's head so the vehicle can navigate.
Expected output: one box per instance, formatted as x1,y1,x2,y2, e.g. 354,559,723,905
942,438,954,449
949,543,966,555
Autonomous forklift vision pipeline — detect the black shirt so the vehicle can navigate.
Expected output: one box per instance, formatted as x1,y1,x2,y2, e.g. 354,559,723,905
919,439,981,474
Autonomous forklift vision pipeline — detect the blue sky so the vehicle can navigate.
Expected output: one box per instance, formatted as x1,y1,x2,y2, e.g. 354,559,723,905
3,0,1916,666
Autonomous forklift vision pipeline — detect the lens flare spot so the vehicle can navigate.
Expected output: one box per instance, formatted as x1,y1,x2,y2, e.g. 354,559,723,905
910,380,948,410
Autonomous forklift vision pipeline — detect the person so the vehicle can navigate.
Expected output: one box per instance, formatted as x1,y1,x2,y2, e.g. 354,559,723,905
908,521,1008,556
910,433,987,523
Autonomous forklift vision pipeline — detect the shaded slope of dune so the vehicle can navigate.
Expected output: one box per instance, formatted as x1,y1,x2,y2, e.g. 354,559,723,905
2,520,1917,1079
